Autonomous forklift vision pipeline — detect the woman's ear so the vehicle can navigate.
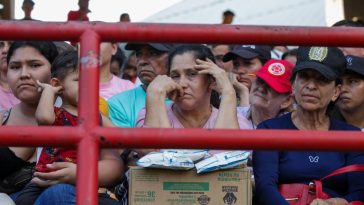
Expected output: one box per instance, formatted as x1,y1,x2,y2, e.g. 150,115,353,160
280,94,293,111
331,84,341,102
111,43,118,55
208,76,217,90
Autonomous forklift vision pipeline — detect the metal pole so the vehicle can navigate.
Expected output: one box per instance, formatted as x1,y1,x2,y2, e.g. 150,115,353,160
76,30,100,205
0,21,364,46
93,127,364,151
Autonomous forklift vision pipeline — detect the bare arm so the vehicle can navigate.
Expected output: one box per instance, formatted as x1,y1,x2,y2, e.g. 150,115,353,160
195,59,239,129
98,149,124,187
144,75,183,128
228,72,249,107
35,80,63,125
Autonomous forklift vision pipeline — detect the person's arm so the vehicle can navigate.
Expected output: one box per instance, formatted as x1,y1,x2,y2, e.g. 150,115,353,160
253,122,289,205
97,148,124,187
144,75,183,128
35,80,63,125
228,72,249,107
195,59,238,129
99,114,126,186
343,152,364,202
32,148,124,187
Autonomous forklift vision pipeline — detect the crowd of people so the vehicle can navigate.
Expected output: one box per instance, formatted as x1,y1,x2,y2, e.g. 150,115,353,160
1,0,364,204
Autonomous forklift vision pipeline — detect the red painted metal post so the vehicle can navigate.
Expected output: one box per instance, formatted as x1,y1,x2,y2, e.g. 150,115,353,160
1,20,364,205
93,127,364,151
76,30,100,205
1,21,364,47
0,126,81,146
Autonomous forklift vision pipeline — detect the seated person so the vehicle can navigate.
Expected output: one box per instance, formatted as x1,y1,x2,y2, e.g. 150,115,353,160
136,44,250,130
336,55,364,130
253,47,364,205
14,50,124,205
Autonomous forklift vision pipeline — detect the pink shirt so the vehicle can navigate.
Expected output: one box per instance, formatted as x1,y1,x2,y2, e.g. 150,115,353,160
136,103,251,155
136,103,251,129
99,75,134,100
0,86,19,110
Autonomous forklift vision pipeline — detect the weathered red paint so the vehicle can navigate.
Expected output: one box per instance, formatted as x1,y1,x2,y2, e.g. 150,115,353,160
0,20,364,205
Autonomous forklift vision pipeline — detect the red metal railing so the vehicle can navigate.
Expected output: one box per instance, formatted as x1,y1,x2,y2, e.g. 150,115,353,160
1,20,364,205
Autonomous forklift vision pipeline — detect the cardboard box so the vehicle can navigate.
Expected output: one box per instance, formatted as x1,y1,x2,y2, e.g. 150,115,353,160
129,167,252,205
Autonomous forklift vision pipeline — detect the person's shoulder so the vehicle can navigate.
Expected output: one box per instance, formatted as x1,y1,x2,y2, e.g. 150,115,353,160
108,86,143,104
257,112,293,129
112,75,134,87
330,118,361,131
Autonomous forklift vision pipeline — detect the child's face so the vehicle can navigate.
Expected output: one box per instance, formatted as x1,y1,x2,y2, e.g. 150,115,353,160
61,70,79,107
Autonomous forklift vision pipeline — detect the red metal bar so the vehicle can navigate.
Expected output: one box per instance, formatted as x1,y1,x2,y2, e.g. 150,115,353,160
93,127,364,151
78,30,100,130
76,30,100,205
0,20,364,205
0,126,81,146
0,21,364,46
76,135,99,205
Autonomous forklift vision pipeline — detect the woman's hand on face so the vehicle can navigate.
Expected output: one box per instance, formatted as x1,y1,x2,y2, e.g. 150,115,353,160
36,80,63,95
194,58,234,94
228,72,249,95
31,162,77,187
228,72,250,106
147,75,184,101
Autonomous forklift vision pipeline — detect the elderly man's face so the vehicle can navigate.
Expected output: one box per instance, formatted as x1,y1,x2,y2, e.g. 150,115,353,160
135,46,168,86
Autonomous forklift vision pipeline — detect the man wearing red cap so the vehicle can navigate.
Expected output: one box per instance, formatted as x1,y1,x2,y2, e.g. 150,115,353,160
236,59,294,129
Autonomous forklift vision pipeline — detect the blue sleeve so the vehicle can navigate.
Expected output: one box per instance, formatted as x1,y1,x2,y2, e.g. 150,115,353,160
253,151,289,205
108,97,132,128
253,122,288,205
344,152,364,202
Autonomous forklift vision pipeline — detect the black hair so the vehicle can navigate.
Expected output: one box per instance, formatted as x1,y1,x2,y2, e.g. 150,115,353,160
111,47,126,69
22,0,35,6
210,44,234,52
167,44,216,73
282,48,298,60
223,10,235,16
7,41,59,65
53,41,76,55
120,13,130,21
51,50,79,80
332,19,364,27
167,44,221,108
257,57,269,65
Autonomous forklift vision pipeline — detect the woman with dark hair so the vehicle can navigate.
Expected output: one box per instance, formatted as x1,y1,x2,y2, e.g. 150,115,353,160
253,47,364,205
0,41,20,111
0,41,59,203
136,44,250,130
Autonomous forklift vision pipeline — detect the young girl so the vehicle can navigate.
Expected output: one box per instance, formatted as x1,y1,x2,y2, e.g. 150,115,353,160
15,50,124,205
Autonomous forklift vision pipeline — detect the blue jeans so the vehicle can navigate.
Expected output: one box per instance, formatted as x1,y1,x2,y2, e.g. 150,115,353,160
33,184,120,205
34,184,76,205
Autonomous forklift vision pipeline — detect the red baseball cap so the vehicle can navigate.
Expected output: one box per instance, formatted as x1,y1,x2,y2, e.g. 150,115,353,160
256,59,294,94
